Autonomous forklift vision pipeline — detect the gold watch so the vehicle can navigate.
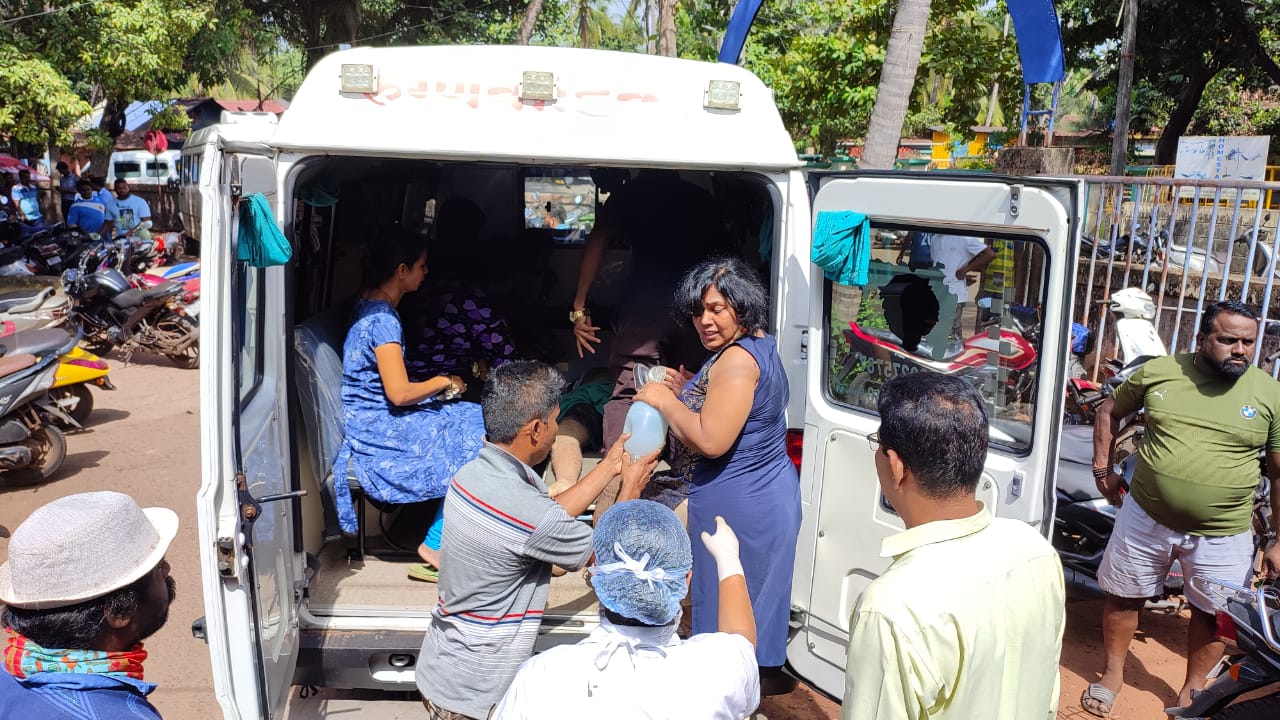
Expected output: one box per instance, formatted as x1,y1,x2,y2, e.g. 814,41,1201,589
569,308,589,323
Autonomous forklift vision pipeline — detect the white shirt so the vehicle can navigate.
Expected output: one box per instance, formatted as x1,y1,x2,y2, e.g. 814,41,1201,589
842,505,1065,720
493,615,760,720
928,234,987,301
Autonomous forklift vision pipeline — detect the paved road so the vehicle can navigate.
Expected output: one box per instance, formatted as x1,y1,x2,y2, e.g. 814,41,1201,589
0,358,1189,719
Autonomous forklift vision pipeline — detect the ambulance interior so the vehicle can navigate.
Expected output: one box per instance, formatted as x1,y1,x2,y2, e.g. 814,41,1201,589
282,157,779,615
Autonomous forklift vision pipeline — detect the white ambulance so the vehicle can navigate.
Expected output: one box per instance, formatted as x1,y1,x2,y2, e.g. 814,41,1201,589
194,44,1078,717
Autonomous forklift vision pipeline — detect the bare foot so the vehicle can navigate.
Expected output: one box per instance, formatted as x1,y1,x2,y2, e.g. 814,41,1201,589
418,544,440,570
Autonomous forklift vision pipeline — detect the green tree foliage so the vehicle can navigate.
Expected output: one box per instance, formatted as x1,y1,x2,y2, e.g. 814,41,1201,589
1058,0,1280,163
676,0,1020,154
0,48,90,147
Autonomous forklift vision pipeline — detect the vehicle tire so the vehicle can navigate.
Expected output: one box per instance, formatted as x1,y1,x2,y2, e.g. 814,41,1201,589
1,425,67,487
50,385,94,426
85,340,115,357
1214,694,1280,719
167,343,199,369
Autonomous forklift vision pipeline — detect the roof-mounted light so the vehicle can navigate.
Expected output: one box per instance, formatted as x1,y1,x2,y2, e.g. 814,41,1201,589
340,64,378,94
521,71,556,102
704,80,741,111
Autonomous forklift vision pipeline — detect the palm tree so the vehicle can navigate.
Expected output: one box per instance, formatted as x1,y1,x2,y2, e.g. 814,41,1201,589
657,0,676,56
861,0,934,169
515,0,545,44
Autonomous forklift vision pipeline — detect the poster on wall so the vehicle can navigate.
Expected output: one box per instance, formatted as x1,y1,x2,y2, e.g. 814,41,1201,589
1174,136,1270,201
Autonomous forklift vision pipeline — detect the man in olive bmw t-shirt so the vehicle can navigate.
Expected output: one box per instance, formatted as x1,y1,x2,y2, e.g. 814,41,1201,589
1081,300,1280,717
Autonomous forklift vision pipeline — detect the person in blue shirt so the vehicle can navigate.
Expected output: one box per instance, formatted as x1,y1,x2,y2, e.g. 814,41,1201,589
10,170,44,234
0,491,178,720
90,175,116,218
65,179,107,234
105,179,151,241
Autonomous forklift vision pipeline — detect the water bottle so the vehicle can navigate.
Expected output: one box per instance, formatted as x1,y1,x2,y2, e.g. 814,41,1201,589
622,364,669,457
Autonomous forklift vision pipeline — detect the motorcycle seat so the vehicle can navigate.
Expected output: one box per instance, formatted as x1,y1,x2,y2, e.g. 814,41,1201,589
111,283,180,309
0,287,53,314
0,329,73,358
0,353,36,379
1059,424,1095,466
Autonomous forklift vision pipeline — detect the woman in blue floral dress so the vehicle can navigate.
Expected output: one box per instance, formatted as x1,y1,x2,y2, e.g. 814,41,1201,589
333,229,486,582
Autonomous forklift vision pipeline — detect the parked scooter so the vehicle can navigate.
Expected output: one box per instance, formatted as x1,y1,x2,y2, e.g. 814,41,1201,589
0,327,112,426
1169,577,1280,719
1064,287,1167,423
0,285,70,334
0,342,75,487
60,267,199,368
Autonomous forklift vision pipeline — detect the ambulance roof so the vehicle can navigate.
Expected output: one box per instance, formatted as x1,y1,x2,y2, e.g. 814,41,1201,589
272,45,801,170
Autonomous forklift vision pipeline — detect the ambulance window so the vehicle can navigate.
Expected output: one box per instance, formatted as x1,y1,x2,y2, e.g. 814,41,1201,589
824,230,1046,452
521,169,596,245
237,264,265,404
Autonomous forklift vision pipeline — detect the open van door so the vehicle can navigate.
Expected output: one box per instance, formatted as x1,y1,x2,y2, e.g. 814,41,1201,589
196,147,302,719
787,172,1082,698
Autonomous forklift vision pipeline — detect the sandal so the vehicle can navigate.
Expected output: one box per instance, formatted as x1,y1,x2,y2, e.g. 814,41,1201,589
407,562,439,583
1080,682,1117,717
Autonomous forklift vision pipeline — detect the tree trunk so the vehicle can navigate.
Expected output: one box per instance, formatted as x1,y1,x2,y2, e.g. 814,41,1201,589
515,0,545,45
1154,68,1216,165
91,98,126,176
657,0,676,57
861,0,934,170
1109,0,1138,176
578,0,590,47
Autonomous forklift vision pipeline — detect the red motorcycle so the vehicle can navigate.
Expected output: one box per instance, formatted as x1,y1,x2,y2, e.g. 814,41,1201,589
837,308,1039,408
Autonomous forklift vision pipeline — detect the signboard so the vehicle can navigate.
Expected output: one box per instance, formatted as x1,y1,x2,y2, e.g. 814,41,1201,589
1174,136,1270,201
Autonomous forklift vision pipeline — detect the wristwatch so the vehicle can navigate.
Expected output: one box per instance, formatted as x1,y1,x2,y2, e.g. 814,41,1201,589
569,308,589,323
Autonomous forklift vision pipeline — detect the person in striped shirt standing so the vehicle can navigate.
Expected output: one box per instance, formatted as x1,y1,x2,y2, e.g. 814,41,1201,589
416,360,659,720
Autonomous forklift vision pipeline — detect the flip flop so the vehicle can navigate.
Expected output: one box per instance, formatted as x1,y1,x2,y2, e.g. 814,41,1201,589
1081,682,1117,717
407,562,439,583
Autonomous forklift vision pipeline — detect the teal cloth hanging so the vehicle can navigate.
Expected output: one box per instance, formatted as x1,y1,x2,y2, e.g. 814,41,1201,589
238,192,292,267
811,210,871,286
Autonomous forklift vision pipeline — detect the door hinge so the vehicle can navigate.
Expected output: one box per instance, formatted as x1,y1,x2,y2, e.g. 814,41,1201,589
800,328,809,360
216,537,237,578
1008,184,1022,218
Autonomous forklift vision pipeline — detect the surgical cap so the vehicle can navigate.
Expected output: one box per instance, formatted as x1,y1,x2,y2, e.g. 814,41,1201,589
590,500,692,626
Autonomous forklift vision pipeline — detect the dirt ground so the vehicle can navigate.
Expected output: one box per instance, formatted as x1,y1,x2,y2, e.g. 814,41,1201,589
0,360,1192,719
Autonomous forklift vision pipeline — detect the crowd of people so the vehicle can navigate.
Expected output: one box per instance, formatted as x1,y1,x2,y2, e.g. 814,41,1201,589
1,169,1279,720
0,166,151,244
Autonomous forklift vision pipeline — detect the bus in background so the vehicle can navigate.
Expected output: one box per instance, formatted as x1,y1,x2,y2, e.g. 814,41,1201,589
178,111,279,256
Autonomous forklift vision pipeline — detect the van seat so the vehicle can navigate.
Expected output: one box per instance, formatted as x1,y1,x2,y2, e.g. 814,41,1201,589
294,302,413,559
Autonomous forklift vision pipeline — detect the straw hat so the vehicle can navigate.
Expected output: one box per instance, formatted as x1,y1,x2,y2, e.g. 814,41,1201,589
0,491,178,610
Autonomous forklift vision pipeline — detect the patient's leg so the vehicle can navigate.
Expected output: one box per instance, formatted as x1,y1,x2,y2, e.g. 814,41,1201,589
547,417,592,496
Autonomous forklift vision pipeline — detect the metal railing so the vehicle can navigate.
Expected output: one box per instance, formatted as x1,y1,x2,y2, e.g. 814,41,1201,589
1074,174,1280,379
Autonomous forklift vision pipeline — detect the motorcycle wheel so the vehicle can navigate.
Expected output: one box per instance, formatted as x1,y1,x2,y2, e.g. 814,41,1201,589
50,385,94,426
1214,695,1280,719
167,343,199,369
84,340,115,357
2,426,67,487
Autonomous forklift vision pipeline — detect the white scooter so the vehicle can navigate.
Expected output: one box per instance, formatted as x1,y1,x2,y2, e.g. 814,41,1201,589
1055,288,1184,609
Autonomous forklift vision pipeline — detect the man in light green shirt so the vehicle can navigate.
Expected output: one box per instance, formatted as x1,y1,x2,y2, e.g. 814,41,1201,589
843,373,1065,720
1087,300,1280,716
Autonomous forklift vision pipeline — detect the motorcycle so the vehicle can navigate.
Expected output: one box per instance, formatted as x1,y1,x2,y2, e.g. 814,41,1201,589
0,343,74,486
60,267,200,369
20,223,96,276
838,304,1040,408
0,327,112,426
1169,577,1280,719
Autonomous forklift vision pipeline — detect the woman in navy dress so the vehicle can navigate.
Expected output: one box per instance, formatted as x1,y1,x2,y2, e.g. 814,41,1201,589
634,257,801,671
333,229,485,582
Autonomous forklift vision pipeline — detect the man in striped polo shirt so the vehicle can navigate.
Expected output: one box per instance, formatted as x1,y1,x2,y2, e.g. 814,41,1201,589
417,360,658,720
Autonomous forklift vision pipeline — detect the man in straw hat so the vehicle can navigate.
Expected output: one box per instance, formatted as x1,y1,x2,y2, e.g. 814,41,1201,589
492,500,760,719
0,491,178,718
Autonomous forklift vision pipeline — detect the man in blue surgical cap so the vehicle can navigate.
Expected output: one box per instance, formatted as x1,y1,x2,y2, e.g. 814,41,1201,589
493,500,760,719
